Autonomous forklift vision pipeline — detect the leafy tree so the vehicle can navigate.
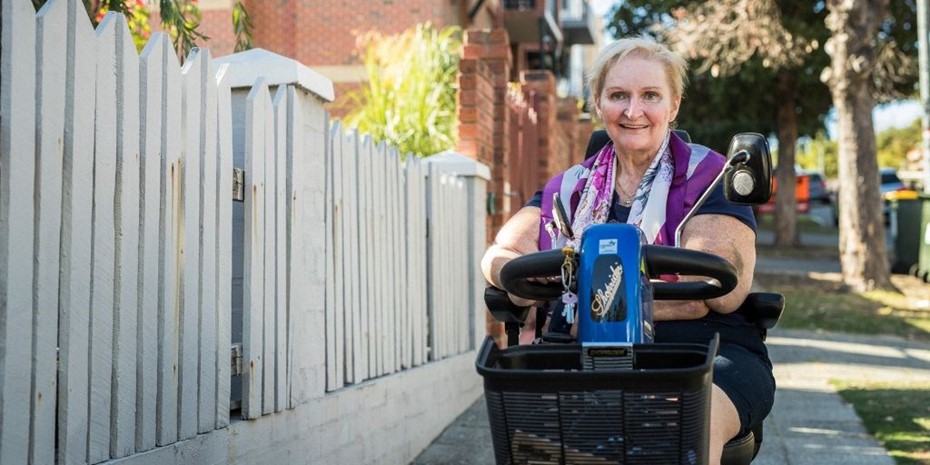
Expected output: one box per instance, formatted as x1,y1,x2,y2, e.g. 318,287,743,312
821,0,912,291
232,0,254,53
605,0,918,291
797,132,838,177
340,23,462,159
876,118,921,169
156,0,209,60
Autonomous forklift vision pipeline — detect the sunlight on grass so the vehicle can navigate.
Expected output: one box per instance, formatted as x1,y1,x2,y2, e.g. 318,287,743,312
833,380,930,465
756,273,930,342
909,319,930,335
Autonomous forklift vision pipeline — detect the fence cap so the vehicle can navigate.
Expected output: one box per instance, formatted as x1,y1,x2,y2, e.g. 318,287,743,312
423,151,491,181
214,48,335,102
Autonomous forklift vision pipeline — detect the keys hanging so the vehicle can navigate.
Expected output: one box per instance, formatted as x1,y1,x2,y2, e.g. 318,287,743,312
560,247,578,324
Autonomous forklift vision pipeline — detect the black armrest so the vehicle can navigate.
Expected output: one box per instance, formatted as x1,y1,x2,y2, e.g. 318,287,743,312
735,292,785,332
484,286,531,324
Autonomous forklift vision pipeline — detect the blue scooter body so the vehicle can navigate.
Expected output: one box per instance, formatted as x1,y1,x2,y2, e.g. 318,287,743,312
576,224,654,351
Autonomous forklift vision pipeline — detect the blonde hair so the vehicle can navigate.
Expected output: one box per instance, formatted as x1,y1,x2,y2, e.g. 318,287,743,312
586,35,689,114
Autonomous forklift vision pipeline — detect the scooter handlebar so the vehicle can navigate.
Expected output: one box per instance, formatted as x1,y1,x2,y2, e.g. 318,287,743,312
498,245,738,302
498,249,565,301
642,244,738,300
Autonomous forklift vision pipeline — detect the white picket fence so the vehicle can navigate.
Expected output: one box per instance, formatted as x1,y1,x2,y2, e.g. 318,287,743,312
0,1,483,464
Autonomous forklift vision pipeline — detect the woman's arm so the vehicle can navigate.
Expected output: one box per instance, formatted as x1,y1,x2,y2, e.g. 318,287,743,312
481,206,543,307
653,214,756,321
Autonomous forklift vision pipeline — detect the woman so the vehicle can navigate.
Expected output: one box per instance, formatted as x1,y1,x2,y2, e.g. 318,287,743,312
480,35,775,464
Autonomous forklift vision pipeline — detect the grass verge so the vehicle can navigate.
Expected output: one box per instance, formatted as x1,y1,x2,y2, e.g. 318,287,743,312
832,380,930,464
754,272,930,343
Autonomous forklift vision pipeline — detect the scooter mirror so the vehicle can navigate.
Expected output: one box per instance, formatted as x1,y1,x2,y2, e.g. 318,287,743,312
724,133,773,205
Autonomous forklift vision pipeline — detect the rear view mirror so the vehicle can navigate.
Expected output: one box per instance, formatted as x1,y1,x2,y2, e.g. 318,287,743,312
724,133,772,205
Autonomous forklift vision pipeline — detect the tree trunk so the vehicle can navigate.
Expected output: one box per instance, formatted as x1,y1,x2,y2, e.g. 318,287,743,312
824,0,894,292
773,69,800,246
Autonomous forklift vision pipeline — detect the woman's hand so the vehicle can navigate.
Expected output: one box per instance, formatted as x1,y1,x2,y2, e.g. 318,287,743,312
653,299,711,321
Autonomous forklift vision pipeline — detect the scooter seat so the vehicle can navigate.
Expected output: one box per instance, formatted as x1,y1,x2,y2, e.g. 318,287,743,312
721,430,755,465
735,292,785,339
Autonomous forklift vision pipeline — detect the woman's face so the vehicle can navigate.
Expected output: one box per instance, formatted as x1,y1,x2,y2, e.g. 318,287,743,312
596,55,680,160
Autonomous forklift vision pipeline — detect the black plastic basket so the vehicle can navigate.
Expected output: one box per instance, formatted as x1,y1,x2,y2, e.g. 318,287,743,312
475,335,719,465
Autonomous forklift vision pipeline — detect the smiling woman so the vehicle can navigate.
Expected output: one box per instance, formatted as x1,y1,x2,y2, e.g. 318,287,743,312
482,35,774,464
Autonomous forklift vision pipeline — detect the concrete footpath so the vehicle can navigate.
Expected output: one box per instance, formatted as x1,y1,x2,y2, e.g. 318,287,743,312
413,329,930,465
413,229,930,464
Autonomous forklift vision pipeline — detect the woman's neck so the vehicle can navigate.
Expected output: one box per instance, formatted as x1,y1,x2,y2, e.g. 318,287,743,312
615,152,652,181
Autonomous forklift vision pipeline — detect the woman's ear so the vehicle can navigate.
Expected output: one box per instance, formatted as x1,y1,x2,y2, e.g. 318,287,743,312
669,95,681,123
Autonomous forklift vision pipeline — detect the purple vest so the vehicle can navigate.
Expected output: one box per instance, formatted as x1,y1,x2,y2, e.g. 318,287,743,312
538,132,724,249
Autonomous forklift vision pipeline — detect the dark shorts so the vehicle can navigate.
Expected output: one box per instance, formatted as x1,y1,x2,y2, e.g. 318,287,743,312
655,315,776,435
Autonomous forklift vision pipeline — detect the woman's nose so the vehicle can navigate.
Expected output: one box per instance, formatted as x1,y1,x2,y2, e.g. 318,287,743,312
624,98,642,118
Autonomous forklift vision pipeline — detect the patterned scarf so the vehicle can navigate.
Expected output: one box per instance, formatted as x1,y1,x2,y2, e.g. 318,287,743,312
566,131,673,247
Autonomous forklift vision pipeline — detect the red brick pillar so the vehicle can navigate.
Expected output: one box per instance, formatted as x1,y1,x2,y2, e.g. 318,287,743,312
458,28,513,347
459,28,513,243
520,70,559,182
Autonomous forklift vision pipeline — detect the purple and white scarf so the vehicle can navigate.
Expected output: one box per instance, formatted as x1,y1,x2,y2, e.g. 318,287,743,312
561,131,674,248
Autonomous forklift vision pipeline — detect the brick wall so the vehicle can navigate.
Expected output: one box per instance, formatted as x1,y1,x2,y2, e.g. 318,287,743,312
148,8,237,59
247,0,459,67
460,28,512,241
520,70,561,183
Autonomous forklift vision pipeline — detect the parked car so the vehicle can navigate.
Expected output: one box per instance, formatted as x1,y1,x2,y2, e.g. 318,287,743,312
757,169,830,216
831,168,911,226
880,168,910,226
880,167,907,197
805,171,832,205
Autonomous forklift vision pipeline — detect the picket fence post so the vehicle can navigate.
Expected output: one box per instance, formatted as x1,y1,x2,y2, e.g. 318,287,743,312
214,49,334,413
422,152,490,352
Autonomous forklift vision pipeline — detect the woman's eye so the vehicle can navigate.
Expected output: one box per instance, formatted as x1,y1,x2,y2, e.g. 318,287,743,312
609,92,628,101
644,92,660,102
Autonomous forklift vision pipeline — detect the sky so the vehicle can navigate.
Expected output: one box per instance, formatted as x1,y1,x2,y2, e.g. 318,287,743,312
585,0,924,135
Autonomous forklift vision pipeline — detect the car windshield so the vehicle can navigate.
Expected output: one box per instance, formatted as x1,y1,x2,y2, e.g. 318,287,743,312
881,172,902,185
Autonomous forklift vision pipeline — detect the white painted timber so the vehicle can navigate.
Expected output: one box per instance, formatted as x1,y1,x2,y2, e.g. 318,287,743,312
196,49,219,435
214,64,233,429
137,31,166,453
55,1,97,461
327,120,344,391
156,33,183,447
212,48,335,102
32,2,66,463
111,13,141,458
286,86,328,405
0,1,35,464
242,78,268,420
261,83,276,416
345,129,360,384
358,136,372,379
89,14,119,462
272,85,288,413
178,48,204,440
